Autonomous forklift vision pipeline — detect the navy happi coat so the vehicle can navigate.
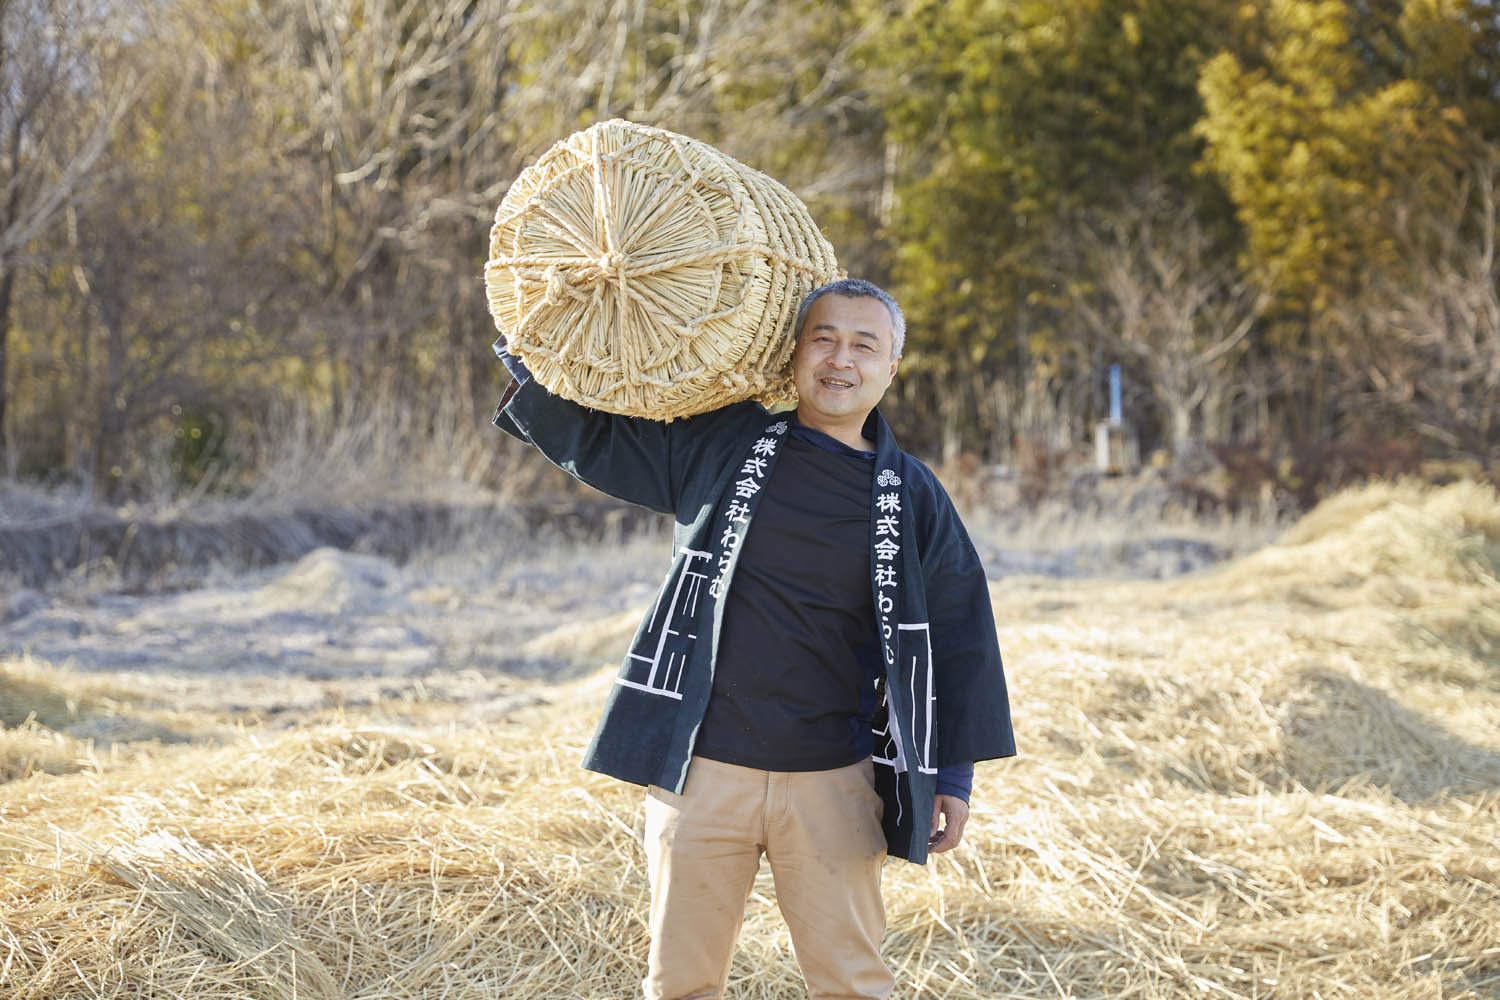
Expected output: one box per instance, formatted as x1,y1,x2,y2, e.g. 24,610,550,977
493,378,1015,864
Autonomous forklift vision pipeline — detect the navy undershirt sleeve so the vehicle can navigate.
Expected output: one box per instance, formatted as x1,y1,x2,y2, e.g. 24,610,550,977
935,762,973,803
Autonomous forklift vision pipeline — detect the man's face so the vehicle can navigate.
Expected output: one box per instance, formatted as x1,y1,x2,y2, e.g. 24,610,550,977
791,294,900,431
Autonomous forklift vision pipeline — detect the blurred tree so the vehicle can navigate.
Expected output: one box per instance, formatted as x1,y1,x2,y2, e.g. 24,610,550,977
12,0,1495,495
258,0,529,420
1192,0,1492,449
1066,185,1267,465
1401,0,1500,144
1195,0,1469,320
0,0,136,472
695,0,890,278
870,0,1240,457
23,0,888,493
52,0,310,497
1333,151,1500,470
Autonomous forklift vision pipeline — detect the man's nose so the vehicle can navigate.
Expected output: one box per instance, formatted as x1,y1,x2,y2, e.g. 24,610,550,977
830,342,854,367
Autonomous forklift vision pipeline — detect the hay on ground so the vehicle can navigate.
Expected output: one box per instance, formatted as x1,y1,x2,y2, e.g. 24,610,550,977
2,481,1499,998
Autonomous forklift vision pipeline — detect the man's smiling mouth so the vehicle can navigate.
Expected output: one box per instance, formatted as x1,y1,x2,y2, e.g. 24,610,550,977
820,377,856,389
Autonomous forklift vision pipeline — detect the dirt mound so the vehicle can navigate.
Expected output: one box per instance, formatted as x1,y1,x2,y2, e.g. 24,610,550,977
0,497,660,588
521,608,642,673
251,548,406,617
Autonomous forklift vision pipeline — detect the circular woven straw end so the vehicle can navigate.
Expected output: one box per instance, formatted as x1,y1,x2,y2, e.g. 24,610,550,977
485,119,840,420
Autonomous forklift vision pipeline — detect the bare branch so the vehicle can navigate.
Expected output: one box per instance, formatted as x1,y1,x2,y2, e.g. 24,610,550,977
1062,183,1267,461
1336,153,1500,464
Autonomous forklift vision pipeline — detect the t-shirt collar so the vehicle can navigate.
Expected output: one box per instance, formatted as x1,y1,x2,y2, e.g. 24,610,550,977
787,411,877,461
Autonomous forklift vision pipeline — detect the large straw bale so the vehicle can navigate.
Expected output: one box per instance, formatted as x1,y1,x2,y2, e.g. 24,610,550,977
485,119,841,419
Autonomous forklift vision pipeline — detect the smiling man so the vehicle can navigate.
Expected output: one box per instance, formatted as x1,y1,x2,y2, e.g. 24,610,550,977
492,278,1014,1000
792,291,901,449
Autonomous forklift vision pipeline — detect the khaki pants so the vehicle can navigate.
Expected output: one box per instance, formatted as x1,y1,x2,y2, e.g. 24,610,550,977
642,756,893,1000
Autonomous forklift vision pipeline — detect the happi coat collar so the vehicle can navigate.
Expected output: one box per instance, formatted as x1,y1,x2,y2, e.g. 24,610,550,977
494,378,1015,864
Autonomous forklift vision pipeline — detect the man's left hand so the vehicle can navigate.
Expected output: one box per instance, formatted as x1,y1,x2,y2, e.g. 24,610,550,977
928,794,969,854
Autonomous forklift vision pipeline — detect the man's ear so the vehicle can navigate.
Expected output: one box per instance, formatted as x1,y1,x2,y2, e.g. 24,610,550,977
888,355,901,379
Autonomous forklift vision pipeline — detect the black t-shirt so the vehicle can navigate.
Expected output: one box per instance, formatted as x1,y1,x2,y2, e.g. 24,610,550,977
692,429,881,771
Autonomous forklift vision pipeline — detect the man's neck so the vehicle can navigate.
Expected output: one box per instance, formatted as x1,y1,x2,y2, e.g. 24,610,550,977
794,408,875,452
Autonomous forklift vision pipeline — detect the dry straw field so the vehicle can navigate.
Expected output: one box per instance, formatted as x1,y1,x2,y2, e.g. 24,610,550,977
2,480,1499,999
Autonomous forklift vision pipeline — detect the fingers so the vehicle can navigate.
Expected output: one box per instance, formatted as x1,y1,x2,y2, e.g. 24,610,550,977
928,795,970,854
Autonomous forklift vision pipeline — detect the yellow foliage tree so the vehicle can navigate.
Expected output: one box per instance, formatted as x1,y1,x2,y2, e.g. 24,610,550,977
1195,0,1468,319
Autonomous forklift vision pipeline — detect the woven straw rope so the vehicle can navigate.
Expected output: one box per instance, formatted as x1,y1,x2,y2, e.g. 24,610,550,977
485,120,841,419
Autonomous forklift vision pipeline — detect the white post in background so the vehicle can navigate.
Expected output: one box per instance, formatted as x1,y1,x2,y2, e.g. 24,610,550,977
1095,364,1140,475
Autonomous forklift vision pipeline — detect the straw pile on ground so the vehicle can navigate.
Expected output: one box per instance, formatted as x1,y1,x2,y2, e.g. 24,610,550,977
485,119,841,419
3,480,1499,998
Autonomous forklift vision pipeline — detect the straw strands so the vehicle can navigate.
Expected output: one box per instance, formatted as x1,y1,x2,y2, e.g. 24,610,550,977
485,120,841,419
3,480,1500,998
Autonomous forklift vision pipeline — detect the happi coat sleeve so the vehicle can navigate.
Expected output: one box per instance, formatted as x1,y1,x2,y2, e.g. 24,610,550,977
906,466,1016,771
492,376,767,517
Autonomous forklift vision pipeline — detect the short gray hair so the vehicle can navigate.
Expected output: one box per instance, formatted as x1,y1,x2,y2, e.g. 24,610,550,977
794,278,906,358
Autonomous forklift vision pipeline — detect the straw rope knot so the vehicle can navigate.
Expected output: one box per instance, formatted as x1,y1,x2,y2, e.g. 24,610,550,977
598,251,626,277
542,266,572,308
